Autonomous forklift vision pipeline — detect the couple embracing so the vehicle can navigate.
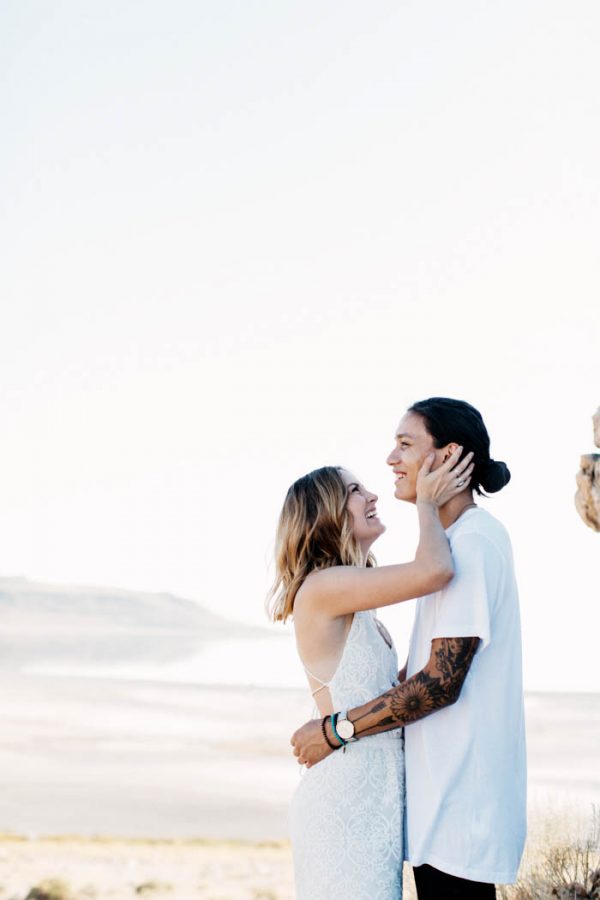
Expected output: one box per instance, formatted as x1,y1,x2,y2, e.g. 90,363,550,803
269,397,526,899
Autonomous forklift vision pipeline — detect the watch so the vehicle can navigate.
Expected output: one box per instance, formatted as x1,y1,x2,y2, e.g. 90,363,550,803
336,710,358,742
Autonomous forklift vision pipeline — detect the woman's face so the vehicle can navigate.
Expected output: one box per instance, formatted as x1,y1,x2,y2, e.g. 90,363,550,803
339,469,386,551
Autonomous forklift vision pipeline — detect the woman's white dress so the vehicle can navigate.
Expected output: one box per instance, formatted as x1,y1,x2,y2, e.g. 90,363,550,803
290,609,405,900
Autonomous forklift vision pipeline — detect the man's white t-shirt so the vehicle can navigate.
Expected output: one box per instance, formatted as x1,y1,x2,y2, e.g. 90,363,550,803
405,507,526,885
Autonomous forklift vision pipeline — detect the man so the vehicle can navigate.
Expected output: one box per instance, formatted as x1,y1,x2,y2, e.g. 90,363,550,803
291,397,526,899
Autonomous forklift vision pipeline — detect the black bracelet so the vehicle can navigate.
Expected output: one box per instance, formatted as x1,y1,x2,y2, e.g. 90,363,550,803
321,715,339,751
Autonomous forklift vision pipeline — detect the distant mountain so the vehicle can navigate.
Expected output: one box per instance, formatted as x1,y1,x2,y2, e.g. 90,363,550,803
0,576,272,671
0,576,261,636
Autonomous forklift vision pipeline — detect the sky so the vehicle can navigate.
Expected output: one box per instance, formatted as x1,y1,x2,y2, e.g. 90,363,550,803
1,0,599,692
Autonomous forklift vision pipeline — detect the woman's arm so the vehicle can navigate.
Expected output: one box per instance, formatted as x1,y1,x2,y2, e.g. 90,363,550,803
296,450,473,618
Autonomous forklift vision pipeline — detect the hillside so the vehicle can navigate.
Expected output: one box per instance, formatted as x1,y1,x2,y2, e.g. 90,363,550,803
0,576,254,633
0,576,269,670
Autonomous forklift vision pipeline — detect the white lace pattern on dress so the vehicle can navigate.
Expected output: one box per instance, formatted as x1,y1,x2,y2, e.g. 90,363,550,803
290,610,405,900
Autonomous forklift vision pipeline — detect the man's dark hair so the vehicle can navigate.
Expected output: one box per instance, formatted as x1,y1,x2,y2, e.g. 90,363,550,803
409,397,510,496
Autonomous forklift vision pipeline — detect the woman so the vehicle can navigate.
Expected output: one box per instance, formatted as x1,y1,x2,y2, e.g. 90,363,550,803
268,448,473,900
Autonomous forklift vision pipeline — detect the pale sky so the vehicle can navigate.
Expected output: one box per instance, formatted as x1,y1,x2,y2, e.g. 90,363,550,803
1,1,599,691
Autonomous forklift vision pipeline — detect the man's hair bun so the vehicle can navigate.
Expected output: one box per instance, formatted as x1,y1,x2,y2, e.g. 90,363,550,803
480,459,511,493
408,398,511,496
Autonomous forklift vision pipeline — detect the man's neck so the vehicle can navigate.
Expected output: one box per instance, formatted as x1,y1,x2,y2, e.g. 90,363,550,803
438,492,477,530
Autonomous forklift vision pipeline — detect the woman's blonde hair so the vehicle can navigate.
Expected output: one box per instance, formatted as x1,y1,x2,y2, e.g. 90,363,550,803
267,466,375,623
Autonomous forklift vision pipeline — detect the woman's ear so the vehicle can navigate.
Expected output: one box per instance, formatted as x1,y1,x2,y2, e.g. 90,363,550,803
442,442,460,462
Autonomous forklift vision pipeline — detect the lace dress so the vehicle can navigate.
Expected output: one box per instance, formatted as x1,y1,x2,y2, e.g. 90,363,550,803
290,610,405,900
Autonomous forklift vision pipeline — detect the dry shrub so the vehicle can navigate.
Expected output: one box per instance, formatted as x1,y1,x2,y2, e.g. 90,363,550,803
25,879,73,900
499,810,600,900
134,882,173,895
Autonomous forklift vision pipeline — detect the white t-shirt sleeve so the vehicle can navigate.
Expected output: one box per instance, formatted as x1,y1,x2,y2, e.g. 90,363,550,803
430,531,502,650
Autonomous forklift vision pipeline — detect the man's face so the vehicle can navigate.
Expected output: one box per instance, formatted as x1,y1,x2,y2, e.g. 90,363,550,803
386,412,446,502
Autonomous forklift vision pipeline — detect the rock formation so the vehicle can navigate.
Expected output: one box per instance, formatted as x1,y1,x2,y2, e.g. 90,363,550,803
575,407,600,532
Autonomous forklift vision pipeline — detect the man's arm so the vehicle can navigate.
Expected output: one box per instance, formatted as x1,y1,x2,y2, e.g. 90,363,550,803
350,636,479,736
291,636,480,767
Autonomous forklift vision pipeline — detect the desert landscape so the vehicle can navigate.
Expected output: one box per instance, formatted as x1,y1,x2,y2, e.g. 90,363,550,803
0,578,599,899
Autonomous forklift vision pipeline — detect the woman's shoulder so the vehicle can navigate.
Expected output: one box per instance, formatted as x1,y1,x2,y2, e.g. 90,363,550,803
297,564,354,595
294,565,356,618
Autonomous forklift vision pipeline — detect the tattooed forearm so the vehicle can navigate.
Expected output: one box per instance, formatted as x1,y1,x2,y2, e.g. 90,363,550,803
350,637,480,737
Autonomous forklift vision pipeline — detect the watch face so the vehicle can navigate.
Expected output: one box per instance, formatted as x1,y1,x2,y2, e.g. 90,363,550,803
337,718,355,740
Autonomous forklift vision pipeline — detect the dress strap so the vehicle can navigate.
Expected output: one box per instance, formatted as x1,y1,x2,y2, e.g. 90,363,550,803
310,683,329,696
302,665,329,686
302,665,332,696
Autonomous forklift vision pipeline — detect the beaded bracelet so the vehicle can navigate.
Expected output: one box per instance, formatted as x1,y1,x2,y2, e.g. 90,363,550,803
321,715,340,750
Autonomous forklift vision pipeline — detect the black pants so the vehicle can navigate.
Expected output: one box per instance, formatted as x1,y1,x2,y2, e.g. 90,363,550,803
413,864,496,899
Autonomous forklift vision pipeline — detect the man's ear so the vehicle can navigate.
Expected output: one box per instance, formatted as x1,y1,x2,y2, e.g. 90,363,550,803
441,442,460,462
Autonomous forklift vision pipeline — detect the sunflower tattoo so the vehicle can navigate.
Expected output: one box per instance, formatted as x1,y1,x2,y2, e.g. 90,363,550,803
394,679,434,716
351,637,480,737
